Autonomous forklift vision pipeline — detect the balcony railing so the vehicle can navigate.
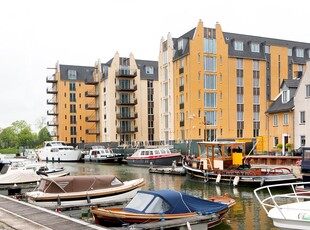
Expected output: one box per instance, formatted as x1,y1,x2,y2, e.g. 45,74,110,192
46,87,58,94
116,112,138,119
85,116,100,122
85,90,99,97
84,77,99,85
46,98,58,105
116,126,138,133
85,103,99,110
47,121,58,126
86,129,100,134
115,69,137,78
47,110,58,115
116,99,137,105
115,84,137,91
46,75,57,83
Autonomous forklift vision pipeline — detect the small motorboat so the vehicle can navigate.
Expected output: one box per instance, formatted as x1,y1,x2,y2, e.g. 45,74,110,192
91,190,235,228
25,175,145,209
126,148,182,167
183,141,297,186
84,146,124,163
254,181,310,230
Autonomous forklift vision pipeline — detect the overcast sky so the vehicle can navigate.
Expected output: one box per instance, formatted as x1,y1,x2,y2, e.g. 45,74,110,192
1,0,310,131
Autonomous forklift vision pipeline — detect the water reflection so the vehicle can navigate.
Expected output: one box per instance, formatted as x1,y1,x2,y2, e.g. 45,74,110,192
55,163,278,230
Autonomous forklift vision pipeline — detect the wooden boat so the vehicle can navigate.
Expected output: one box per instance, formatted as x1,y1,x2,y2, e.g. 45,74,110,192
182,141,297,186
254,181,310,230
91,190,235,228
25,175,145,209
37,141,82,162
126,148,182,167
84,146,124,163
294,146,310,193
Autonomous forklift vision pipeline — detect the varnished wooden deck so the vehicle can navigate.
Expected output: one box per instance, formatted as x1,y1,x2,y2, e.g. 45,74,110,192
0,195,107,230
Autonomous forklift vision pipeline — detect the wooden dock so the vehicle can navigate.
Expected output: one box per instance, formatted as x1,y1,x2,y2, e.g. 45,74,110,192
149,167,186,176
0,194,107,230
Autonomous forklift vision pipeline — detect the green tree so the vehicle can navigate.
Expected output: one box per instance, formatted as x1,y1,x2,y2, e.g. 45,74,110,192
38,127,52,145
0,126,17,148
18,126,34,147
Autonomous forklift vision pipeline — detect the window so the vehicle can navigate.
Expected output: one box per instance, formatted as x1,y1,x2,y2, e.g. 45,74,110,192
205,111,217,126
301,135,306,146
300,111,305,124
288,48,292,56
204,57,216,72
204,93,216,108
282,90,288,103
283,113,289,125
234,41,243,51
145,66,154,74
69,82,76,91
274,137,279,147
273,114,278,126
179,77,184,87
178,39,183,50
70,126,77,135
70,93,76,102
204,74,216,90
70,115,76,124
70,104,76,113
265,45,270,54
251,43,260,53
204,38,216,54
237,111,244,121
296,48,304,58
306,85,310,97
180,112,184,122
68,70,77,80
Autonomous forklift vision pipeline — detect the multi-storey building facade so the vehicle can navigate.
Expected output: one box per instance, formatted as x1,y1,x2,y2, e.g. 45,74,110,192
294,61,310,149
46,53,159,145
159,20,310,152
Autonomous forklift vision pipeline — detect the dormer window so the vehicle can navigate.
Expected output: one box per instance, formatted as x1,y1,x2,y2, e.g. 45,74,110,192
296,48,304,58
145,66,154,74
234,41,243,51
178,39,184,50
68,70,77,80
288,48,292,56
251,43,260,53
282,90,289,103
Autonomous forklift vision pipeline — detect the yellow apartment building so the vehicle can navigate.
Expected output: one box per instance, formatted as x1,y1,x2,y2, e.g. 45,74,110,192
46,53,159,145
159,20,310,152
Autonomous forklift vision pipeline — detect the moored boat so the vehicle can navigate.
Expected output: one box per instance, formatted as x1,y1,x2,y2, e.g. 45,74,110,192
84,146,124,163
126,148,182,167
37,141,82,162
183,141,297,186
91,190,235,228
25,175,145,209
254,181,310,230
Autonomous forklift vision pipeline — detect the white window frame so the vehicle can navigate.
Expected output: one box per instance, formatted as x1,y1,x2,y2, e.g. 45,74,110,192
296,48,304,58
283,113,289,125
300,111,305,124
273,114,278,126
145,66,154,74
251,43,260,53
68,70,77,80
306,85,310,98
234,41,243,51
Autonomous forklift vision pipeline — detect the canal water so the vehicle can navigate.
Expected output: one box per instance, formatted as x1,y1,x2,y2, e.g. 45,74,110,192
44,162,279,230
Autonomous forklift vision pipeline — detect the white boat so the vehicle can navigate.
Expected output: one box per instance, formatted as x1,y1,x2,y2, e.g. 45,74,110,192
126,148,182,167
254,181,310,230
0,160,69,188
84,146,124,163
37,141,82,162
25,175,145,209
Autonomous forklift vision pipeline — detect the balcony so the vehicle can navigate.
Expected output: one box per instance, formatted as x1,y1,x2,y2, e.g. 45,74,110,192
85,103,99,110
46,98,58,105
86,129,100,135
47,121,58,126
85,90,99,97
116,126,138,133
46,75,57,83
116,112,138,119
50,132,59,137
115,69,137,78
86,116,99,122
47,110,58,115
84,77,99,85
46,87,58,94
116,99,137,105
116,84,137,91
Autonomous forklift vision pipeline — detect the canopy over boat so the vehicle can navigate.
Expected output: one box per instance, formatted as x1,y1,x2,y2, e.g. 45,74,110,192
124,190,228,215
36,175,125,193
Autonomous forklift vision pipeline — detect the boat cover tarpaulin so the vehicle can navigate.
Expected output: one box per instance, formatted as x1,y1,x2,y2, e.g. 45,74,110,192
37,175,124,193
124,190,228,215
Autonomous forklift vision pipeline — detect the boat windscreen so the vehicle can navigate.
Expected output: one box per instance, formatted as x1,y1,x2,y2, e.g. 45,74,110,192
125,193,156,212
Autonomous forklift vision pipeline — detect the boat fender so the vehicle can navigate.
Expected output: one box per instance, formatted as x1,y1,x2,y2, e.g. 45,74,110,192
260,178,265,187
57,195,61,206
87,194,91,204
233,176,240,186
216,174,221,184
